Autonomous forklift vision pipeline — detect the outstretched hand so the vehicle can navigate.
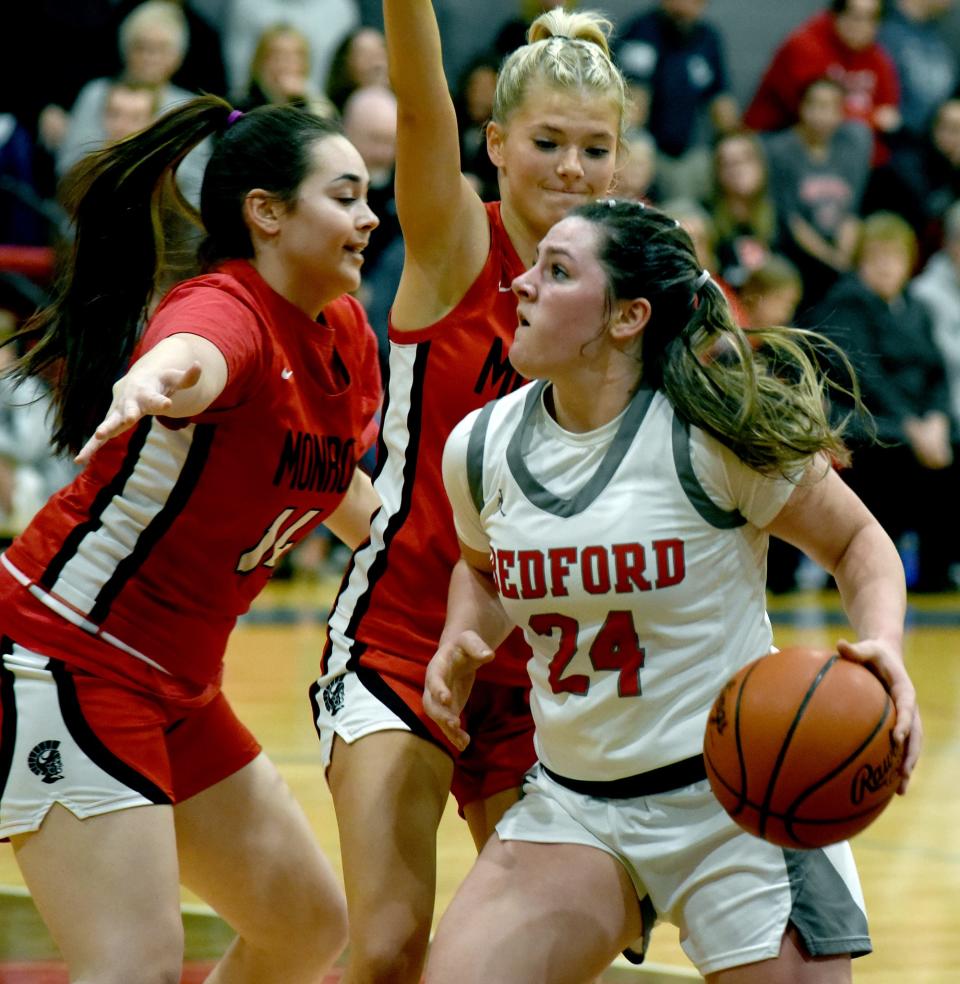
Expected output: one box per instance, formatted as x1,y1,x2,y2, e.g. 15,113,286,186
836,637,922,794
75,362,203,466
423,630,496,751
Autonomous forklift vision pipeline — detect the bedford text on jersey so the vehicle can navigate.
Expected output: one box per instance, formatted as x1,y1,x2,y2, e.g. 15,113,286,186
491,539,687,599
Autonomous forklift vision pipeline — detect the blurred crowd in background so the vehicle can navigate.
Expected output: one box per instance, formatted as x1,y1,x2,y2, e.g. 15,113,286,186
3,0,960,593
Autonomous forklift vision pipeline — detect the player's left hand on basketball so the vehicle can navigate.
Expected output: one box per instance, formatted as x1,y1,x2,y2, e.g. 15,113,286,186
75,362,203,465
836,638,922,794
424,631,495,752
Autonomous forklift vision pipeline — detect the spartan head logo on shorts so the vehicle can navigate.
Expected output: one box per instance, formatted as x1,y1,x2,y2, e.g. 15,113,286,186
28,740,65,784
323,676,345,716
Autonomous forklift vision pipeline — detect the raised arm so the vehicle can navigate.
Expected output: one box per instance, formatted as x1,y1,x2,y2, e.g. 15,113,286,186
384,0,492,327
75,333,228,465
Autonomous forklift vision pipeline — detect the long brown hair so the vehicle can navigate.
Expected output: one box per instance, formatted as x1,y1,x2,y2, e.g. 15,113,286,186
573,199,858,477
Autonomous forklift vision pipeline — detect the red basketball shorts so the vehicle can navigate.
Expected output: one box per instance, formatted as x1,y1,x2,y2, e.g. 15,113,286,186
0,641,261,838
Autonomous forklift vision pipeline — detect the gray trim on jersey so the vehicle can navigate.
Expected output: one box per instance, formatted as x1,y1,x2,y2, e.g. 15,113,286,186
467,400,498,514
785,848,872,956
671,414,747,529
506,380,658,518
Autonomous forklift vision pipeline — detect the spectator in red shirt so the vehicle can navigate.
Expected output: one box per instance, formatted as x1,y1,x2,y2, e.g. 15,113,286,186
744,0,900,163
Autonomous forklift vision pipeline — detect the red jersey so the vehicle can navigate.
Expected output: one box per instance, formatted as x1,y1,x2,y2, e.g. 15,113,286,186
324,202,531,686
744,12,899,161
1,260,380,702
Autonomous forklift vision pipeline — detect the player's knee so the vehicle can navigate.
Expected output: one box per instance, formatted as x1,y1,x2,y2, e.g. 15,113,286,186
81,929,183,984
271,889,349,974
79,948,183,984
310,894,350,966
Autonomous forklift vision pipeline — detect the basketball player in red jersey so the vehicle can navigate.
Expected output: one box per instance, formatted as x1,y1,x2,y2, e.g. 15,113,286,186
0,96,381,983
311,3,628,981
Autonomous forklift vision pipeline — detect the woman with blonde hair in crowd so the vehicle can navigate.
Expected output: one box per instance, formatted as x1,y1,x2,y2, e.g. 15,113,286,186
240,23,335,117
58,1,192,177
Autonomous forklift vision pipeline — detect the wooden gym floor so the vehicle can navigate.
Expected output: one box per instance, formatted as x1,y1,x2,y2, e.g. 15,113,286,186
1,574,957,983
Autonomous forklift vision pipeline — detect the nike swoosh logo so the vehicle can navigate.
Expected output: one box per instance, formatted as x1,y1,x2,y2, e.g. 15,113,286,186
498,285,512,293
281,368,294,379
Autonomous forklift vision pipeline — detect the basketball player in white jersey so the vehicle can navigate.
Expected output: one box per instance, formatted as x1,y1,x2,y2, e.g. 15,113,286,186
423,199,922,982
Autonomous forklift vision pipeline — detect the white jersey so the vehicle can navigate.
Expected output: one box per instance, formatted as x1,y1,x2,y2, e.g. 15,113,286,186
443,381,797,782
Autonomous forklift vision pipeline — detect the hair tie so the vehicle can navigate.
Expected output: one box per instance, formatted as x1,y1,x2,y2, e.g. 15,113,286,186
226,109,244,127
693,269,711,291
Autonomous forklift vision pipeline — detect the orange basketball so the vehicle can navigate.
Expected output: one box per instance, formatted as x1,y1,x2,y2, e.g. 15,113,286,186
703,646,903,849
